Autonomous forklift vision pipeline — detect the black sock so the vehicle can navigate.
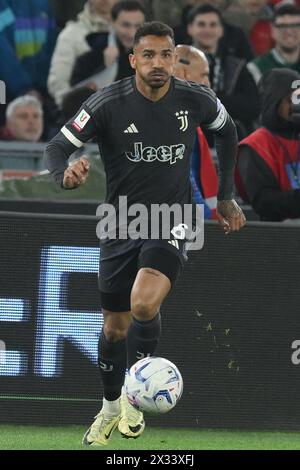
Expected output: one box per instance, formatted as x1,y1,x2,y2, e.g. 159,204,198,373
127,313,162,368
98,330,127,401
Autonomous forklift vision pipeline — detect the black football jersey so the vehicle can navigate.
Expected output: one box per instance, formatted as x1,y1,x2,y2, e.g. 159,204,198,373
61,76,228,210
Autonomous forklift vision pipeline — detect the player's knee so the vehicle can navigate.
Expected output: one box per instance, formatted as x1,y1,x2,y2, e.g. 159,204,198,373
102,310,131,342
103,324,128,343
131,298,158,321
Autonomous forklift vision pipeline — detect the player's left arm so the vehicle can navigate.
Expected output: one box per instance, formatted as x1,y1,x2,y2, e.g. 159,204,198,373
44,103,99,189
201,90,246,234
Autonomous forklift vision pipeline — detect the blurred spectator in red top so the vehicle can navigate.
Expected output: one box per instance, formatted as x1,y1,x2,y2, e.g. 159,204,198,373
0,95,44,142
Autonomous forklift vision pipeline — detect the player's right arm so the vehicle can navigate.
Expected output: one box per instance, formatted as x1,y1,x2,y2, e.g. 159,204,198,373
197,85,246,234
44,101,99,189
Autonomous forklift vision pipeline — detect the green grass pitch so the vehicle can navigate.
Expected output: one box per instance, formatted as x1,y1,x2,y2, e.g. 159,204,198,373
1,425,300,450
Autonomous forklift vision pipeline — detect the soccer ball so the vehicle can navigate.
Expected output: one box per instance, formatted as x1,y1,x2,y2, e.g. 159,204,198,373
125,356,183,414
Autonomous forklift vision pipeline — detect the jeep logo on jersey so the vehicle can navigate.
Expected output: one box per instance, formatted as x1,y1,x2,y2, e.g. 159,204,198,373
125,142,185,165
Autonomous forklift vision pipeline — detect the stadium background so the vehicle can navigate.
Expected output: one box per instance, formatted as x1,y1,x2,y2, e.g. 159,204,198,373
1,212,300,433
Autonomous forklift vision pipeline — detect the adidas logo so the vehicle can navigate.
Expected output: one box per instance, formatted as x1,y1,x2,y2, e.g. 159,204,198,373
168,240,179,249
124,123,139,133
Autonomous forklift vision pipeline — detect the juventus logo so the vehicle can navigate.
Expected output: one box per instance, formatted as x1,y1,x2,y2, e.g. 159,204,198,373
99,361,113,372
175,110,189,132
136,352,151,360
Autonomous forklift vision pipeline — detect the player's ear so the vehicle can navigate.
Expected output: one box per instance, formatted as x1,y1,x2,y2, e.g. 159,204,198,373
129,53,136,71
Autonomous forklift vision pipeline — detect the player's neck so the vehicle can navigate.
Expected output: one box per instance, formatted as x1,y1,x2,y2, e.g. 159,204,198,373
135,76,171,102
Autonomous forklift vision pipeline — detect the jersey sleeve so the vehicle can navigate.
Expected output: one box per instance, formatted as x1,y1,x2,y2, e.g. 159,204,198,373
61,96,105,148
192,84,238,200
44,92,106,187
196,85,228,133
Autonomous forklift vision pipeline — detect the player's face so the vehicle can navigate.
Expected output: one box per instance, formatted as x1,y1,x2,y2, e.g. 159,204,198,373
130,35,175,89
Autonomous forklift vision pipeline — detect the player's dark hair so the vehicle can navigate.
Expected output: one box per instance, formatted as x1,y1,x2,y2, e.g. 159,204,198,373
133,21,175,48
187,4,223,25
273,4,300,22
111,0,146,21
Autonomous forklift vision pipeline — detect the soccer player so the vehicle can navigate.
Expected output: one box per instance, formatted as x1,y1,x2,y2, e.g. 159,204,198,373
45,21,246,446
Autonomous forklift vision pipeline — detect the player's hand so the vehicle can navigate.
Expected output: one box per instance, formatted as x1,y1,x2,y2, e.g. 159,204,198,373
216,199,246,235
63,156,90,189
103,45,119,68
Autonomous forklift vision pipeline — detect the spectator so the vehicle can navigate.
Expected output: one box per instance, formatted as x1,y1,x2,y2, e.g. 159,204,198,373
175,0,254,60
61,87,96,122
188,4,260,137
0,0,57,101
174,44,218,219
247,5,300,83
0,95,44,142
70,1,146,90
235,68,300,221
48,0,117,107
224,0,274,55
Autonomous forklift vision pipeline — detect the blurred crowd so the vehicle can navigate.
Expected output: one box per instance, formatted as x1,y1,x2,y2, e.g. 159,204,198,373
1,0,300,221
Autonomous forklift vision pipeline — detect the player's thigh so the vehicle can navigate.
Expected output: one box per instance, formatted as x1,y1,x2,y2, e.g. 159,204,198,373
131,241,186,319
99,240,141,313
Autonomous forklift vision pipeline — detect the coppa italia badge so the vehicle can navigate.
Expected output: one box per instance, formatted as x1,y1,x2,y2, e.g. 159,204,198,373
72,109,91,132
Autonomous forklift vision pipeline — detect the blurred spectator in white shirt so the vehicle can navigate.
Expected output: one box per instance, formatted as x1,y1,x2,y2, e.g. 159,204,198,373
48,0,116,107
70,1,145,91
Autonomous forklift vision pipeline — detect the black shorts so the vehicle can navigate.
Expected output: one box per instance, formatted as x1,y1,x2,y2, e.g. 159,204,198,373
99,238,188,312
